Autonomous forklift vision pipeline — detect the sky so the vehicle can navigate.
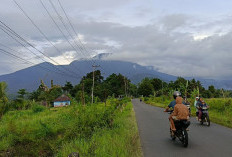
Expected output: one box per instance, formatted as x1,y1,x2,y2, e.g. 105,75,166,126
0,0,232,79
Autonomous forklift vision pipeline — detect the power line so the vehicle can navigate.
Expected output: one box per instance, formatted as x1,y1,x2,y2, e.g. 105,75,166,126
56,0,96,62
12,0,81,76
48,0,86,57
0,20,79,78
13,0,73,63
52,0,114,74
56,0,114,76
0,23,67,76
0,48,80,79
0,24,48,63
39,0,84,61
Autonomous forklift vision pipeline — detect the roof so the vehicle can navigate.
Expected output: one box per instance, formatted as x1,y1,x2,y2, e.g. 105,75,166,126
54,94,71,102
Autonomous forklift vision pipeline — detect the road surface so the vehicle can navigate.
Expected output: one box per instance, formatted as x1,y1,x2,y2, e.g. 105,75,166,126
132,99,232,157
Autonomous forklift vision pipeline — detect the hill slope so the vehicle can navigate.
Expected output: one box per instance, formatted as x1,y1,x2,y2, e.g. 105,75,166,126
0,59,231,94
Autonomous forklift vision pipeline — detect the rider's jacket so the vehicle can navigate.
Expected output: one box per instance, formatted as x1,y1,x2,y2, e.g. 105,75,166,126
199,102,208,109
168,100,176,108
168,99,187,109
172,97,189,120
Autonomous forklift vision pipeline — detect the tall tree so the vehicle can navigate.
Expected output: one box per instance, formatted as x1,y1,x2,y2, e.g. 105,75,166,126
17,89,28,99
62,81,73,94
138,78,154,97
151,78,163,91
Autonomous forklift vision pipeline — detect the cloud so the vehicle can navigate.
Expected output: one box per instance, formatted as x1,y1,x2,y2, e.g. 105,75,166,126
1,0,232,79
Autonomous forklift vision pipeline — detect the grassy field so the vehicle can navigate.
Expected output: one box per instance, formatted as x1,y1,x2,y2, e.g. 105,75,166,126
144,96,232,128
0,99,142,157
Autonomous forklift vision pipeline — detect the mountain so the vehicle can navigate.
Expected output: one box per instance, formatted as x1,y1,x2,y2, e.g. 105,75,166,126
0,57,231,95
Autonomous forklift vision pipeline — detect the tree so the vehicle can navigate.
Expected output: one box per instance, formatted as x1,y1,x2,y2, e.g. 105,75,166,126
17,89,28,99
29,90,41,101
208,85,216,97
138,78,154,97
47,86,63,105
80,70,104,95
104,73,127,97
151,78,163,91
81,70,104,84
62,81,73,94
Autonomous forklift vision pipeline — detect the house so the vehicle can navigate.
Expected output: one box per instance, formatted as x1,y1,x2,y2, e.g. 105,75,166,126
53,94,71,107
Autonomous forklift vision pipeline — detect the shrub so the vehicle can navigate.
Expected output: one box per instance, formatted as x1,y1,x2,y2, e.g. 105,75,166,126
32,104,46,113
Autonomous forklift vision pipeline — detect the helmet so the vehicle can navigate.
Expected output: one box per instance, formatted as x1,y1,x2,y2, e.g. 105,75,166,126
173,91,181,99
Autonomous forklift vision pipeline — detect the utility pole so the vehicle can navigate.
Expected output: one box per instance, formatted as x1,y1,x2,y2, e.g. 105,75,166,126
91,65,100,104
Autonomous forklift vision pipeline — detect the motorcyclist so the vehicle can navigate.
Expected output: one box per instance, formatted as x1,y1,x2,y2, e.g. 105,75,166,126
164,91,181,112
197,99,209,121
169,97,189,133
164,91,189,133
194,97,200,119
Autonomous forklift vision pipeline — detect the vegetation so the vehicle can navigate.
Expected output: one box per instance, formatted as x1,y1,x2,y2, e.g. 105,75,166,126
0,71,142,157
137,77,232,99
0,98,141,156
1,70,232,156
143,96,232,128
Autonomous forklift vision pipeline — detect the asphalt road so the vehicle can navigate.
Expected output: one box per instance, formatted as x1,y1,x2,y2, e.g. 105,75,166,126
132,99,232,157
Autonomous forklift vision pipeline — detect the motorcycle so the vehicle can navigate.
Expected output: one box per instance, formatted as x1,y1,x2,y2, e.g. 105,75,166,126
199,106,210,126
168,111,190,147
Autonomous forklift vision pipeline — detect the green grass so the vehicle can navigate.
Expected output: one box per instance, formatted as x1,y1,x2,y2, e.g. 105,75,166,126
144,97,232,128
56,102,142,157
0,99,142,157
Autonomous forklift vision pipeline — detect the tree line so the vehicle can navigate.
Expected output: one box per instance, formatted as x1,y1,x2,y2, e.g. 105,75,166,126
138,77,232,99
1,71,231,117
0,70,137,116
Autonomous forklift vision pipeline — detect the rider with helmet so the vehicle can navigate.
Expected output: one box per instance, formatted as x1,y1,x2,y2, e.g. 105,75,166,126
164,91,181,112
197,99,209,121
170,97,189,132
194,97,200,118
164,91,189,132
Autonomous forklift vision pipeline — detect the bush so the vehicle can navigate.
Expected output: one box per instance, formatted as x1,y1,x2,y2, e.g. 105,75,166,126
0,98,139,156
32,104,46,113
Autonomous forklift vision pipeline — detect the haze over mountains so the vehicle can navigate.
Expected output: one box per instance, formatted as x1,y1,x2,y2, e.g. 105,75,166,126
0,54,232,94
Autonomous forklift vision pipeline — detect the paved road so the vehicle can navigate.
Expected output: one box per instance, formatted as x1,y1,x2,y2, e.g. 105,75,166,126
132,99,232,157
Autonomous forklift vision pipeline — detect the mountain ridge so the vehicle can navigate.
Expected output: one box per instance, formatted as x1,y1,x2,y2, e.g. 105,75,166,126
0,58,231,95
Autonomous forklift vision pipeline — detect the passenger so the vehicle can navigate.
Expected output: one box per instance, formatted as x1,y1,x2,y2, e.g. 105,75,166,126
194,97,200,119
169,97,189,133
164,91,181,112
198,99,209,121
